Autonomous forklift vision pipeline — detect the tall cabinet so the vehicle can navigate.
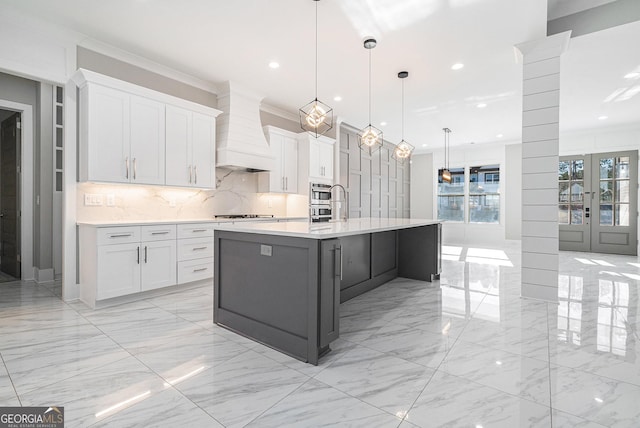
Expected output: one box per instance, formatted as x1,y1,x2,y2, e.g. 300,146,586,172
298,133,335,191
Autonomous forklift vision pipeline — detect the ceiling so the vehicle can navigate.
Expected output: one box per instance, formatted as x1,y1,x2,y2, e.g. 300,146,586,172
3,0,640,153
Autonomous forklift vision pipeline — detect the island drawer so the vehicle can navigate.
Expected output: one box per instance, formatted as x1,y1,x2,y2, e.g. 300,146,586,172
178,258,214,283
177,223,214,239
96,226,141,245
177,237,214,261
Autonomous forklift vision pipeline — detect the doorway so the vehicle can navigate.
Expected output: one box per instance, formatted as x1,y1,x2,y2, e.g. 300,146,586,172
559,151,638,255
0,110,21,279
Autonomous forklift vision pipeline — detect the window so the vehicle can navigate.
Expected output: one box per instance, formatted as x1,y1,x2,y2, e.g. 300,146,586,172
469,165,500,223
437,167,464,221
558,160,584,225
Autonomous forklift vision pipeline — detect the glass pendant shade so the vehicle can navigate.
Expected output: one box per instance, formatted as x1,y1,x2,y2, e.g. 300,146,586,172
392,140,414,163
358,124,383,155
392,70,413,164
300,98,333,137
441,168,452,183
299,0,333,138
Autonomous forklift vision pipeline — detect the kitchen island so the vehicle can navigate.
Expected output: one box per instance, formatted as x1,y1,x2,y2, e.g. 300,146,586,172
213,218,441,364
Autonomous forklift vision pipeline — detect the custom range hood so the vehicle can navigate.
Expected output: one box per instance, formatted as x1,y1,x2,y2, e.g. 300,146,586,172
216,81,275,172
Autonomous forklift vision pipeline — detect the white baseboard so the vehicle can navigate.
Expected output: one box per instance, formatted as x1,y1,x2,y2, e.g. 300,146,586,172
34,267,55,283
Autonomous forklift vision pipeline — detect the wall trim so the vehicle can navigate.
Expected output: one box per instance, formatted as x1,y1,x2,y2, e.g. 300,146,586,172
34,267,55,283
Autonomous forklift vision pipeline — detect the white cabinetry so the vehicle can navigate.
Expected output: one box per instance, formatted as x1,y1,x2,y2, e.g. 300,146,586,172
80,224,177,307
74,69,221,187
165,105,216,188
79,85,165,185
298,133,335,187
258,126,298,193
177,223,214,283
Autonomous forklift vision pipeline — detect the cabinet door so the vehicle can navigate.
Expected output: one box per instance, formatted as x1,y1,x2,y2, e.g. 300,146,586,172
96,242,140,300
269,133,285,192
141,240,177,291
309,139,322,180
165,105,192,187
319,141,334,180
282,136,298,193
130,95,166,185
85,85,130,183
192,112,215,188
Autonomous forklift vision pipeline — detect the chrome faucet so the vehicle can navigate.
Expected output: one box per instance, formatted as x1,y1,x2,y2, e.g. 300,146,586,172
330,184,349,222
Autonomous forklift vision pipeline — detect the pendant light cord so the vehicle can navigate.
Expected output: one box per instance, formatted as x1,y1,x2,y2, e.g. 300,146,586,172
401,78,405,141
368,47,372,126
314,0,318,100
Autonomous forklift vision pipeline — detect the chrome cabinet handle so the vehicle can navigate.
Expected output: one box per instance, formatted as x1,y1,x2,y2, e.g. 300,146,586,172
133,158,137,180
109,233,132,238
144,246,148,263
192,246,208,251
137,246,140,264
192,229,207,233
194,165,198,184
193,267,208,272
282,177,285,190
151,231,169,235
189,165,192,184
285,177,288,191
125,157,129,179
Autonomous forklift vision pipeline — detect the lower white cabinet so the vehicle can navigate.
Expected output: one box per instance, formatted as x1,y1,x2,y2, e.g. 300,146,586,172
177,223,214,284
81,224,181,307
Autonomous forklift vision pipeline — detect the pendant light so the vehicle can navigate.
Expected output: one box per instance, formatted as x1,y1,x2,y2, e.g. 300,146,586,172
358,38,383,154
392,71,414,163
299,0,333,138
441,127,452,183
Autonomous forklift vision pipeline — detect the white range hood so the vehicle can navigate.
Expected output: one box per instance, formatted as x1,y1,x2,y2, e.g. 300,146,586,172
216,82,275,171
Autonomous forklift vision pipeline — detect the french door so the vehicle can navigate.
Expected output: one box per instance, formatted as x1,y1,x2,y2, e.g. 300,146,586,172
559,151,638,255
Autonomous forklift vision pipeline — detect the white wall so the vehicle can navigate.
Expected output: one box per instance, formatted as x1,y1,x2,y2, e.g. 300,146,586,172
505,143,522,240
409,153,433,219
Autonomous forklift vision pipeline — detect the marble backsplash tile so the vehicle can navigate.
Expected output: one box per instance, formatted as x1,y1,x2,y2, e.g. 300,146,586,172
76,168,302,222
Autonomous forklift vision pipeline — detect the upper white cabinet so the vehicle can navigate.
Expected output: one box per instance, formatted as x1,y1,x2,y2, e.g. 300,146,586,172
258,126,299,194
74,69,221,188
166,106,216,188
298,133,335,186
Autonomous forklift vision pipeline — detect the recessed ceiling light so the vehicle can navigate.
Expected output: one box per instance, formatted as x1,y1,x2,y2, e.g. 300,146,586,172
495,360,502,365
333,96,342,102
496,134,503,138
422,144,428,147
451,63,464,70
380,121,387,126
477,103,487,108
594,397,603,403
624,72,640,79
598,115,608,120
268,61,280,69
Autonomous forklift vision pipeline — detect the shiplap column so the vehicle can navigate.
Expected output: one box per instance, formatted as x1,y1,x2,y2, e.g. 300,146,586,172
515,32,571,302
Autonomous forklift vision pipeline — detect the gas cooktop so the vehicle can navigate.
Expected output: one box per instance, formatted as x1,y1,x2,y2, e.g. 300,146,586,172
214,214,274,219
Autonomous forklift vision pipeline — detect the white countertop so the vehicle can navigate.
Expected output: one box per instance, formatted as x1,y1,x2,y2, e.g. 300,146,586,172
77,217,307,227
213,217,440,239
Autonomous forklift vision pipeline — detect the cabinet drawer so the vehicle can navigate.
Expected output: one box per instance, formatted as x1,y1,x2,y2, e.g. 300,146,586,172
141,224,177,241
177,223,214,239
97,226,141,245
177,237,214,261
178,258,214,283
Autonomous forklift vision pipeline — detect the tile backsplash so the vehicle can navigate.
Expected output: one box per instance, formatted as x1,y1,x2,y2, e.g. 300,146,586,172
76,168,307,222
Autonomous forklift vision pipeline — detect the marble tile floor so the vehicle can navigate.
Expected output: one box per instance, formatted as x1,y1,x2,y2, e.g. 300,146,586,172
1,246,640,427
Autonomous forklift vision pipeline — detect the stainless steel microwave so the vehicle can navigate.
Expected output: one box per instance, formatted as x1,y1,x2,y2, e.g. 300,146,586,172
310,183,332,204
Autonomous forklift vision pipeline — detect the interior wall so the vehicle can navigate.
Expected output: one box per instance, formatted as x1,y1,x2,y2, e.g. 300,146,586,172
259,111,300,133
409,153,433,219
35,82,54,275
76,47,217,108
505,143,523,240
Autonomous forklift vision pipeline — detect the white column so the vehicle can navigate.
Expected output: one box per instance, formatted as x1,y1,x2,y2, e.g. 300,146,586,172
515,32,571,302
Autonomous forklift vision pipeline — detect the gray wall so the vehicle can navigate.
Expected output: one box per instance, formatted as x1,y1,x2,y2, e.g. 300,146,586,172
259,111,300,133
339,124,410,219
77,47,218,108
409,153,433,219
0,71,53,271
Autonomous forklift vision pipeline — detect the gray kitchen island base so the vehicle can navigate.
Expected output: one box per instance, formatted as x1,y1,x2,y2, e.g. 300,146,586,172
214,220,441,365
